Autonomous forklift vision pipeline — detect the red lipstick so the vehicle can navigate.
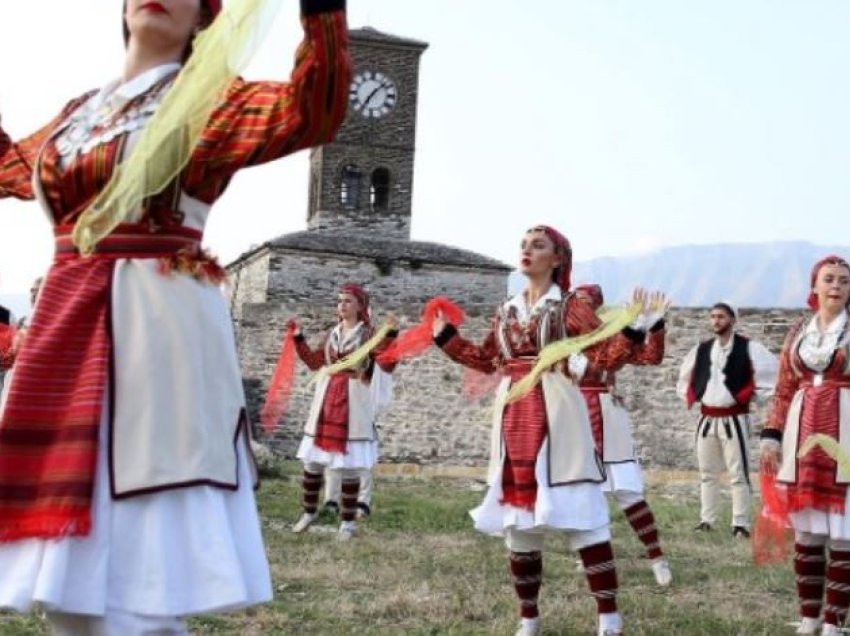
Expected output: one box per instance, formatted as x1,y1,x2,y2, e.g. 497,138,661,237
140,2,169,14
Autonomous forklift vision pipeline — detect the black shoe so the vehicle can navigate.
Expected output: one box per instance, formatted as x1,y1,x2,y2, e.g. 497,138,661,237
732,526,750,539
355,502,371,520
694,521,713,532
321,501,339,516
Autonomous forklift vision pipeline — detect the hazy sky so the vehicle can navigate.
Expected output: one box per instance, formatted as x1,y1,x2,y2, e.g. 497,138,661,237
2,0,850,301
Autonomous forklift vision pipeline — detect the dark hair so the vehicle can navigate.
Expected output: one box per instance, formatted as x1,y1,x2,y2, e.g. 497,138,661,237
711,302,736,319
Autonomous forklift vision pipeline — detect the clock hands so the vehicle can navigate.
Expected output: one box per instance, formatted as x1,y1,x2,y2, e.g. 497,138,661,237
364,83,384,109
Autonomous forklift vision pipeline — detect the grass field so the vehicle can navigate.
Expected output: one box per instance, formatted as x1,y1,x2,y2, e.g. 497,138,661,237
0,463,799,635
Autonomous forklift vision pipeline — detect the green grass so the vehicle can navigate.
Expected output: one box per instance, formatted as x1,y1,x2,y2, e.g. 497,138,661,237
0,465,798,635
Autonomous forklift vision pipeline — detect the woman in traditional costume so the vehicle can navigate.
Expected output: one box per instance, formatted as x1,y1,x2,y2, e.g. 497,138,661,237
575,284,672,587
0,0,350,633
290,283,397,541
431,225,651,636
761,255,850,636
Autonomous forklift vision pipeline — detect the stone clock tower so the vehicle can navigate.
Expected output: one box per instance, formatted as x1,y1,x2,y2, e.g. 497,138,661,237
227,26,511,468
306,27,428,241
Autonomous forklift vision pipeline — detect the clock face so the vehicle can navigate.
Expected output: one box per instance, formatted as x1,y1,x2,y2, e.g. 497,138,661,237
349,71,397,119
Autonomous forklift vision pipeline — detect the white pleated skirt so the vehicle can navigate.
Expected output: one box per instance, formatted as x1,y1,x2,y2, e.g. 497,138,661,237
470,438,610,536
601,460,644,496
0,399,272,617
790,485,850,541
296,436,378,470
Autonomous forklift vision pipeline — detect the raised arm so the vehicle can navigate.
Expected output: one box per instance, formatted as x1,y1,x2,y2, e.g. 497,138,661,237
188,0,351,187
434,324,501,375
631,321,665,366
565,295,641,373
294,331,328,371
0,96,90,200
372,327,400,374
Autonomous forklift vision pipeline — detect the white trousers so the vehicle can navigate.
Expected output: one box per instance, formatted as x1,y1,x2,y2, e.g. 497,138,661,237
323,467,373,506
47,610,187,636
696,414,752,528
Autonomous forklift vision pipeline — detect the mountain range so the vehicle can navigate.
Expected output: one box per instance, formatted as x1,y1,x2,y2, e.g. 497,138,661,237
509,241,849,307
4,241,847,316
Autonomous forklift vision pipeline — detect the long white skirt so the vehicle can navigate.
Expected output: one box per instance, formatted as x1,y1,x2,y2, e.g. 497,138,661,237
471,438,610,536
0,399,272,616
296,436,378,470
601,460,644,496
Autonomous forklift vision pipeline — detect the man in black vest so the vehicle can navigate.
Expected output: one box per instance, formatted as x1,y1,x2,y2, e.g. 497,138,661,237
677,302,778,538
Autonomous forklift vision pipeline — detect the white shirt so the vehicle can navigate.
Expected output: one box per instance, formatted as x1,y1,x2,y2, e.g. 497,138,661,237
798,311,849,373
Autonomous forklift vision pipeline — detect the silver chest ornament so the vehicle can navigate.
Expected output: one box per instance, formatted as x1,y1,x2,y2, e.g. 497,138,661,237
54,92,162,162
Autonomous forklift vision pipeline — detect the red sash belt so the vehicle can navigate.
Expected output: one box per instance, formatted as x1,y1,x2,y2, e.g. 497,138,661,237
701,404,749,417
54,223,202,260
579,380,609,393
0,224,206,542
800,378,850,390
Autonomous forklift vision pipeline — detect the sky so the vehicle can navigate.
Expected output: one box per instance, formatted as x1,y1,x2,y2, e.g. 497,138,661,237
2,0,850,306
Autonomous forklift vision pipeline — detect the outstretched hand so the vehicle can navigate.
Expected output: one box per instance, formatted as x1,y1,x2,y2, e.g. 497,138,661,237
287,319,301,337
760,443,781,475
631,287,648,310
647,291,672,315
432,311,446,337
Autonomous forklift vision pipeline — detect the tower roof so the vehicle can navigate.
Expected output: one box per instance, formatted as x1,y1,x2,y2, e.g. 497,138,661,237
349,26,429,51
229,231,510,273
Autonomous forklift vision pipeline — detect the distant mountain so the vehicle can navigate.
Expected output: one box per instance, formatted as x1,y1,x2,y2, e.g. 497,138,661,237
509,241,850,307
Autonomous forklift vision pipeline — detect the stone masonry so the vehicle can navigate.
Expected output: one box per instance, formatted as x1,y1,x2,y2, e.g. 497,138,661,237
235,298,805,472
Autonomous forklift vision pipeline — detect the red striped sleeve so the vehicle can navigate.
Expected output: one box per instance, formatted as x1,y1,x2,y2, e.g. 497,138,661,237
566,295,637,372
188,7,351,191
0,95,92,201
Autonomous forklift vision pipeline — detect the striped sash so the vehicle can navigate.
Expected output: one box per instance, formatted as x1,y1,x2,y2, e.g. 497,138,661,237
0,224,201,542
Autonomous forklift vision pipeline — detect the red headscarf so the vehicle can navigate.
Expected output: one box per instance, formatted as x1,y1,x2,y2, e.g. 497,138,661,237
122,0,222,46
529,225,573,292
339,283,371,324
807,255,850,311
575,283,603,310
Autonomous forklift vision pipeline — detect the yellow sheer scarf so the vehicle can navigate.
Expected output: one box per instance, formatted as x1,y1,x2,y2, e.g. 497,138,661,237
505,303,642,403
799,433,850,474
316,323,395,380
72,0,284,255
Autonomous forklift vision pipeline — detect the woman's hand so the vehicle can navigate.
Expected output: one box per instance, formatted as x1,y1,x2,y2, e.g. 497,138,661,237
287,319,301,337
642,291,671,326
432,311,446,337
385,313,400,331
631,286,648,309
760,439,781,475
11,328,26,354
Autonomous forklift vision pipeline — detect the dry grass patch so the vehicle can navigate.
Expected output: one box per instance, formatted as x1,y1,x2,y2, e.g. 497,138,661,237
1,464,797,635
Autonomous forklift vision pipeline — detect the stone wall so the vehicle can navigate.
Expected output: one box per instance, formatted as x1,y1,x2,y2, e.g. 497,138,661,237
227,250,269,322
617,307,803,470
265,250,506,309
237,303,807,471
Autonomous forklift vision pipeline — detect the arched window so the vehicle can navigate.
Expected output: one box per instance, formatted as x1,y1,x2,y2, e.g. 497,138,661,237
370,167,390,211
340,164,362,209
